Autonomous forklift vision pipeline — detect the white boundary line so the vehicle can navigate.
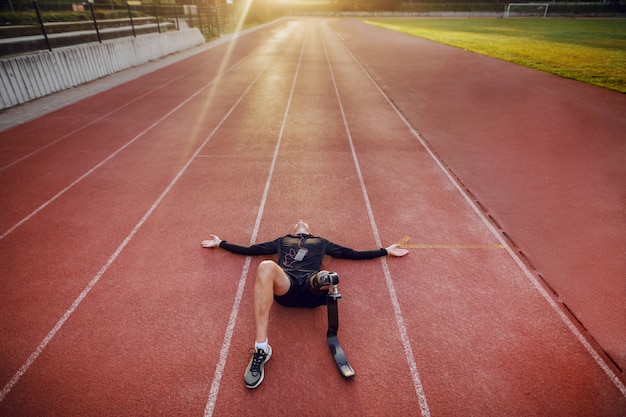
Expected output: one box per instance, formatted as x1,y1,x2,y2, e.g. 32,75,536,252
330,24,626,398
202,24,308,417
321,23,432,417
0,56,266,404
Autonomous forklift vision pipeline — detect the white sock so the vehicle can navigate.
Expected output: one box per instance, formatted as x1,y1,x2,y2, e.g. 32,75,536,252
255,339,269,353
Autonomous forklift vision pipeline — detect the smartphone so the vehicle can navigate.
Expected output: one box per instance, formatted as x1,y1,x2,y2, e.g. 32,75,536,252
294,248,308,262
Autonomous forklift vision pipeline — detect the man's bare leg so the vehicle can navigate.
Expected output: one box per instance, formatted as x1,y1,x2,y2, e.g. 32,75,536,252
254,260,291,344
244,260,290,388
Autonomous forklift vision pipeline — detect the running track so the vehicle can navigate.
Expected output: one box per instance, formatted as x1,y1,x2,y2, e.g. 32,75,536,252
1,17,625,416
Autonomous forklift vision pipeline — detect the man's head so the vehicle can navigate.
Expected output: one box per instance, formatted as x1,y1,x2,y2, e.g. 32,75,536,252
293,219,310,235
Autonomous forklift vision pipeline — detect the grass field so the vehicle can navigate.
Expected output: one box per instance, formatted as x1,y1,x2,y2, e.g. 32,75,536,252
366,18,626,93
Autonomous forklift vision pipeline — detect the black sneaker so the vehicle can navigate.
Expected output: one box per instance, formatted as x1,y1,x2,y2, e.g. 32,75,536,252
244,346,272,389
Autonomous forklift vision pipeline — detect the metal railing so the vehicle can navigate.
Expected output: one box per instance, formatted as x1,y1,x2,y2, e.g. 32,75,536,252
1,1,227,56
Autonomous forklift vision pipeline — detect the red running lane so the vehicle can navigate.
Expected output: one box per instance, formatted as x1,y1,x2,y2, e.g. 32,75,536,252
329,18,626,376
0,22,289,413
0,17,624,416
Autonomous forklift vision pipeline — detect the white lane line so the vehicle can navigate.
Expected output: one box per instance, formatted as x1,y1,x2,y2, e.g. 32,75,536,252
321,24,432,417
0,59,267,405
203,23,308,417
330,23,626,399
0,59,246,241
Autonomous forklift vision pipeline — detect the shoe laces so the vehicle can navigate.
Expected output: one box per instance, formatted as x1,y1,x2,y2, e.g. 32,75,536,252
249,349,267,375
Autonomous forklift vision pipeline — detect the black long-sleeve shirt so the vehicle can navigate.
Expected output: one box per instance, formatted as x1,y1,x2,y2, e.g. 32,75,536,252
219,234,387,272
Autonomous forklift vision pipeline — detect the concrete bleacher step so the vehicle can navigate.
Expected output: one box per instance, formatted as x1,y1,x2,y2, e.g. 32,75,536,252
0,22,176,57
0,17,159,37
0,18,177,57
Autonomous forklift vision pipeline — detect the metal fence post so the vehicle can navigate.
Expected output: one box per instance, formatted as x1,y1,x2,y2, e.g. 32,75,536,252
33,0,52,51
153,4,161,33
197,6,204,36
88,1,102,43
174,4,179,31
127,1,137,37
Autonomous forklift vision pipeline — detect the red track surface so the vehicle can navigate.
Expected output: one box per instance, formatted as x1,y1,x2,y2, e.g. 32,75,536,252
1,18,625,416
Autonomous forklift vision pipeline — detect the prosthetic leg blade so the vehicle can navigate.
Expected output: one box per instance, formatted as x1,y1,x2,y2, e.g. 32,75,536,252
327,335,356,379
327,287,355,379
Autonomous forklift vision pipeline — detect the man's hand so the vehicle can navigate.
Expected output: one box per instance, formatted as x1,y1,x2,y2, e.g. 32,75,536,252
386,243,408,257
201,235,222,248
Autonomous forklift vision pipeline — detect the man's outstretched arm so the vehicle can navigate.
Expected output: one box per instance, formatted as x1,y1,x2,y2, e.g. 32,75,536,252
324,241,409,259
201,235,279,256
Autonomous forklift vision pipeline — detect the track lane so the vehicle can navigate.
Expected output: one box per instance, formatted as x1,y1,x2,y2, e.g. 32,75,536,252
324,18,626,415
0,20,298,412
0,59,267,379
0,26,275,169
208,20,428,417
328,18,626,378
0,24,281,235
322,22,430,416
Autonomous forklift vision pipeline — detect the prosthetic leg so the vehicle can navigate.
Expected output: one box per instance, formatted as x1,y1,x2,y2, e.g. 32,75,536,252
327,279,356,379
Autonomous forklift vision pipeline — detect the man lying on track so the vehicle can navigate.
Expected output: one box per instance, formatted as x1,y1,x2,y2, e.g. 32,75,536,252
201,220,408,389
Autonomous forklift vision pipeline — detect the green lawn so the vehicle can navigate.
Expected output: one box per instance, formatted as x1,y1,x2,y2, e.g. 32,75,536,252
366,18,626,93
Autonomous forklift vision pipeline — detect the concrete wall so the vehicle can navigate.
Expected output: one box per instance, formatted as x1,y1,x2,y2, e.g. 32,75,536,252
0,28,205,110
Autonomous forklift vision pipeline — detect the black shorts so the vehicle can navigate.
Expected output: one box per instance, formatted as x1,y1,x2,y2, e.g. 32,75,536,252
274,270,327,308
